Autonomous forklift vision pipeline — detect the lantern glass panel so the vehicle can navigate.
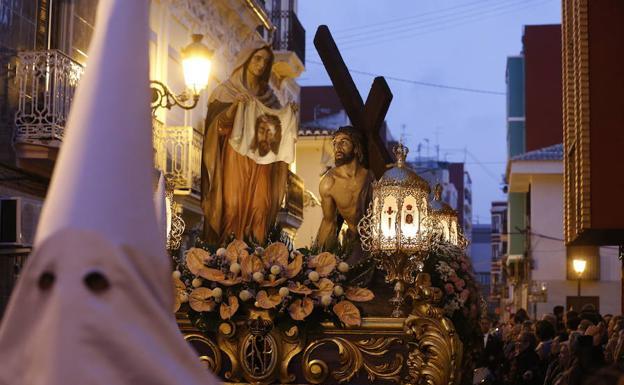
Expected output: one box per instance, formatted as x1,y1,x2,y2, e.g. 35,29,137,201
440,217,450,241
381,195,398,238
401,195,419,238
449,218,458,245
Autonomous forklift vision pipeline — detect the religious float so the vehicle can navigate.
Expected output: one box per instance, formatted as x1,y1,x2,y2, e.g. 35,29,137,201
164,26,483,385
167,142,483,385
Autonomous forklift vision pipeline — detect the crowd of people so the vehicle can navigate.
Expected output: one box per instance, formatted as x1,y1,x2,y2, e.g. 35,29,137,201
475,305,624,385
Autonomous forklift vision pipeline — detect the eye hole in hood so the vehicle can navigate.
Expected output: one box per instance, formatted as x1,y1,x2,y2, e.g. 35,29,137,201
84,271,110,294
38,271,55,291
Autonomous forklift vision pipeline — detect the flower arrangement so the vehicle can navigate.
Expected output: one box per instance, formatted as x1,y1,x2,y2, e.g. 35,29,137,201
423,238,484,374
172,239,374,331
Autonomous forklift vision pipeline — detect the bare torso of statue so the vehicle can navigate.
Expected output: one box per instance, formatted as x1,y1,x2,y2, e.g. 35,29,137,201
316,126,374,255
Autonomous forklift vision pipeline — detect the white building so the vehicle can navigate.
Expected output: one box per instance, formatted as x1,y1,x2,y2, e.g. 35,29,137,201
507,144,620,316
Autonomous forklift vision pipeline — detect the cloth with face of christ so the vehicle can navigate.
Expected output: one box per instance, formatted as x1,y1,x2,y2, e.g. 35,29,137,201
229,98,298,164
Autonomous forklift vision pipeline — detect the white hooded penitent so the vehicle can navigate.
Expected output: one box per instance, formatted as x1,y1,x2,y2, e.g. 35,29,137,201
0,1,216,384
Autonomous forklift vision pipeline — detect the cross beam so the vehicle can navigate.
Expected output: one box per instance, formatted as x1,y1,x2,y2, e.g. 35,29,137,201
313,25,394,178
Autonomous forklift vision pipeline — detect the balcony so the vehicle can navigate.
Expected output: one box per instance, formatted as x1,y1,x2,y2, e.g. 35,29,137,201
13,50,84,175
152,122,202,199
14,50,84,145
271,10,305,79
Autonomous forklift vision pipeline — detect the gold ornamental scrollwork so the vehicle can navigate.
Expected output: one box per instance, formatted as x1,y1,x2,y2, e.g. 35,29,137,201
403,273,463,385
215,314,305,384
183,333,222,374
302,336,404,384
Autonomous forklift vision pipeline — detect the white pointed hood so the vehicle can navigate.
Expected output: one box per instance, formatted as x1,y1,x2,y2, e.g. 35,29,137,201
0,1,216,384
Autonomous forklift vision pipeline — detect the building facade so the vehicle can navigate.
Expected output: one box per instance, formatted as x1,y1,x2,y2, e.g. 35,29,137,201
490,201,508,318
471,223,493,314
508,144,620,316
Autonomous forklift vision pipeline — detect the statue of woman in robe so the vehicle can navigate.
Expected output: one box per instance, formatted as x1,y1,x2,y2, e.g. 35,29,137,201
201,42,288,245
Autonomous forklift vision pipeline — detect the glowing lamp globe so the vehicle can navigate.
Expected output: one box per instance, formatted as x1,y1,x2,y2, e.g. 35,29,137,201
573,259,587,275
181,34,213,94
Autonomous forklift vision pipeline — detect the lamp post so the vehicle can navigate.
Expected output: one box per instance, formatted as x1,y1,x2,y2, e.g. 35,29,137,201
151,34,213,113
573,258,587,297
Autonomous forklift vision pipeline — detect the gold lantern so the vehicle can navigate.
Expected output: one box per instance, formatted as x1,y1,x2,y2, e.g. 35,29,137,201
429,184,461,246
359,143,431,317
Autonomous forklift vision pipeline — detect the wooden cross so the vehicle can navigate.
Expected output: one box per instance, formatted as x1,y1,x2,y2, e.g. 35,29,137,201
313,25,394,178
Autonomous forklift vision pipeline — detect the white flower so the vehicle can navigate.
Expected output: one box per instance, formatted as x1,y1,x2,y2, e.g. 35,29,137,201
191,278,202,288
321,295,332,306
337,262,349,273
308,271,320,282
270,265,281,275
278,287,290,297
239,290,252,301
253,272,264,283
172,270,181,279
216,248,227,257
230,263,241,274
333,286,344,296
212,287,223,298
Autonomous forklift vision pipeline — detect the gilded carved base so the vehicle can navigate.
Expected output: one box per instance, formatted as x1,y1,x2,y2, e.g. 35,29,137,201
177,274,462,385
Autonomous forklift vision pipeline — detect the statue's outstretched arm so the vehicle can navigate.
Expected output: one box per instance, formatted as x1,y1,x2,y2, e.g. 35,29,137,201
316,174,338,250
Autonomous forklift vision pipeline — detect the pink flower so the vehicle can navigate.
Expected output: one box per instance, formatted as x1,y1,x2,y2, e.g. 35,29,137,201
461,262,468,271
444,284,455,295
450,274,459,283
455,279,466,290
460,289,470,302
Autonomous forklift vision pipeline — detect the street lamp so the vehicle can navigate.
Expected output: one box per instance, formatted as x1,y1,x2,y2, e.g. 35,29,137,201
151,34,213,113
573,258,587,297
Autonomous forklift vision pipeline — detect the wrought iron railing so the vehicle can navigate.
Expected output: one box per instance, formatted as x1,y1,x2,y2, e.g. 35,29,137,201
271,10,305,64
153,123,203,196
14,50,84,144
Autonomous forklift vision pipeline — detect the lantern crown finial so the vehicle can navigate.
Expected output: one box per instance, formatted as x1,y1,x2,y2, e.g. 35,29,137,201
393,143,408,168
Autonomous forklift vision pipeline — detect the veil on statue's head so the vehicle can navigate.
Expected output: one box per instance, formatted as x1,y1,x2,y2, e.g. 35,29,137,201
209,38,279,107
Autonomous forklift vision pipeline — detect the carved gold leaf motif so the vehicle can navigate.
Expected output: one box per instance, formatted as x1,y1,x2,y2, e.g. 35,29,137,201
186,247,211,275
240,253,263,281
256,290,282,309
189,287,215,312
219,296,239,319
345,287,375,302
309,252,337,276
288,282,313,295
313,278,334,297
198,267,226,281
289,297,314,320
333,300,361,326
225,239,248,264
285,253,303,278
263,242,289,267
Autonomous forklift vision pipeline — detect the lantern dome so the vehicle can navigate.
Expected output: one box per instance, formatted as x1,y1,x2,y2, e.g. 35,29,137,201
376,143,431,193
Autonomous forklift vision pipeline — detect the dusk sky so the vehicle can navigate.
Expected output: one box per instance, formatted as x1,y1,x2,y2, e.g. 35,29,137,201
297,0,562,224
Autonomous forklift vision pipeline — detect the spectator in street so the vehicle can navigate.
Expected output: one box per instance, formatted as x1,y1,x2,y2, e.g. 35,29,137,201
477,316,504,384
536,320,556,361
506,331,541,385
554,305,565,333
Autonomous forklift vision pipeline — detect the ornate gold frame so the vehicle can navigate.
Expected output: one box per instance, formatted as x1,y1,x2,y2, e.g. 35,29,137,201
177,273,462,385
